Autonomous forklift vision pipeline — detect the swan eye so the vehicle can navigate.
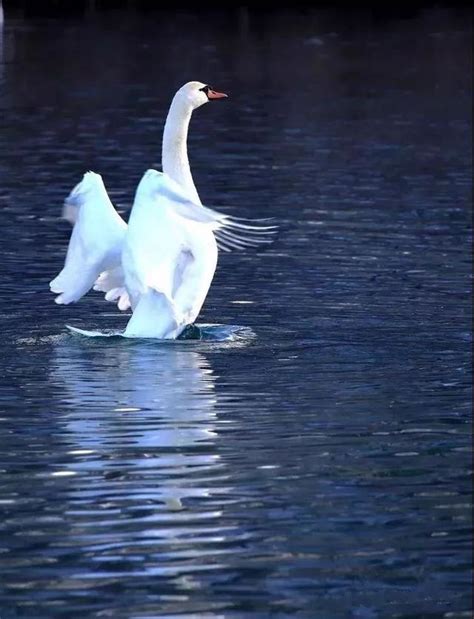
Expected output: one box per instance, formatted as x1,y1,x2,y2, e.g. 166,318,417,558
198,85,227,100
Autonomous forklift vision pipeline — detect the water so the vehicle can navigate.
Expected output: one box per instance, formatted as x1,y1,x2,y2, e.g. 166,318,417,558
0,6,472,618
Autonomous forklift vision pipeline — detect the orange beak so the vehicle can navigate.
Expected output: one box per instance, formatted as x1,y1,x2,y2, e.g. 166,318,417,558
207,89,228,100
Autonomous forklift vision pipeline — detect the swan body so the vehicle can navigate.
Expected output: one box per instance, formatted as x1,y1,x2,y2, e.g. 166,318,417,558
122,170,218,338
50,82,275,339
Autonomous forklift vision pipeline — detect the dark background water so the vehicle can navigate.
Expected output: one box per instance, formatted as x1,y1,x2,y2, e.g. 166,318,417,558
0,4,472,618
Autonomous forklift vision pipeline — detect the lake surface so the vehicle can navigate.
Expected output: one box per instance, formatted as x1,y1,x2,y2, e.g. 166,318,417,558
0,6,472,618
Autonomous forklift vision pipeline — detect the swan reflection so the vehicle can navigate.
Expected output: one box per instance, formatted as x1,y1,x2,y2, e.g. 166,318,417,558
49,338,222,511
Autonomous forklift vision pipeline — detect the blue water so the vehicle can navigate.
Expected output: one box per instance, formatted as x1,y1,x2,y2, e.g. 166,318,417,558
0,6,472,618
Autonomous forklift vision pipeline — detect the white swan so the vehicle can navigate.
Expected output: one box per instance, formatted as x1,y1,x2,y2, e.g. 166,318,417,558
50,81,275,339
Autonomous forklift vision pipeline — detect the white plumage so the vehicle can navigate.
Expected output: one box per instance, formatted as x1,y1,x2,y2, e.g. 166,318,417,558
49,172,127,306
50,82,276,339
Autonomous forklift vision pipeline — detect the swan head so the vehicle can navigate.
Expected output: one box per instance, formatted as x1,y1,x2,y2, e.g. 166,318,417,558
176,81,227,110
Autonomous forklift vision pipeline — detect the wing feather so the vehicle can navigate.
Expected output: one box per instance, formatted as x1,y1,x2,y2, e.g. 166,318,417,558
50,172,127,304
142,170,278,253
93,266,131,311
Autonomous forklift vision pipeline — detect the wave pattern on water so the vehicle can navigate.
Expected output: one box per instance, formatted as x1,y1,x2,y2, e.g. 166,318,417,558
0,6,472,618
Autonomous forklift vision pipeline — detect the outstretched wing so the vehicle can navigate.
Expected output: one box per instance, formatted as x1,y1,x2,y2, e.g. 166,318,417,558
50,172,127,305
146,170,278,252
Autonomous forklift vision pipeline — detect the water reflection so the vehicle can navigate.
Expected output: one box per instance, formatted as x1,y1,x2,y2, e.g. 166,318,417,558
50,338,223,512
0,5,471,615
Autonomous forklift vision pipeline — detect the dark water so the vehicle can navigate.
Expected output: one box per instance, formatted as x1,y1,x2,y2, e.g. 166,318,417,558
0,7,472,618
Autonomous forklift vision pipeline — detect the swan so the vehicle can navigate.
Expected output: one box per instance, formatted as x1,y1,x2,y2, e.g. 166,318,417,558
50,81,275,339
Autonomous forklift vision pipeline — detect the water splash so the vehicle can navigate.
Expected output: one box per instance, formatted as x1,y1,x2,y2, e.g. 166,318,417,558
66,323,255,343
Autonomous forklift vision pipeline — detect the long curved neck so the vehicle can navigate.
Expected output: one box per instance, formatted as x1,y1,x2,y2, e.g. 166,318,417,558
161,96,201,205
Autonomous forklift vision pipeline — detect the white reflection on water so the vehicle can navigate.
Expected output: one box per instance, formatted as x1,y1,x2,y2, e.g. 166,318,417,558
49,339,224,511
